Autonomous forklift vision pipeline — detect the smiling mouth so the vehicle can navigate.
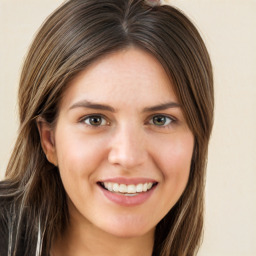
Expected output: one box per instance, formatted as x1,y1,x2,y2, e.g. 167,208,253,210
97,181,158,196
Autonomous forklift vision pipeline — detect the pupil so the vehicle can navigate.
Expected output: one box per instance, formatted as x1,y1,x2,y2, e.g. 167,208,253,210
153,116,166,126
90,117,101,125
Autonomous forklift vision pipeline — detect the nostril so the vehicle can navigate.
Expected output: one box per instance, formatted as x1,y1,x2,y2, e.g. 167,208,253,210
108,151,145,170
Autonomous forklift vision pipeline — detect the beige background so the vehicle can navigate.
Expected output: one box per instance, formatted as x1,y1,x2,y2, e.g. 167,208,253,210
0,0,255,255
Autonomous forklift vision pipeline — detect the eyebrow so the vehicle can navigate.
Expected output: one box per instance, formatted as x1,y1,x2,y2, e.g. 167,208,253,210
69,100,116,112
143,102,181,112
69,100,181,112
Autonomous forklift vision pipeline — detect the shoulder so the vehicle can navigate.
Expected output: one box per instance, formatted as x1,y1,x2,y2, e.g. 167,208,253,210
0,181,24,256
0,181,39,256
0,192,10,256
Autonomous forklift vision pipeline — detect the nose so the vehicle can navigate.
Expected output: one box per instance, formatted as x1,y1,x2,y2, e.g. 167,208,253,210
108,124,148,170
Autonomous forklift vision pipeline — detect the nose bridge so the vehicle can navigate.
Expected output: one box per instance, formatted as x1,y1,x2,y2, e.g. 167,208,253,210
108,121,147,169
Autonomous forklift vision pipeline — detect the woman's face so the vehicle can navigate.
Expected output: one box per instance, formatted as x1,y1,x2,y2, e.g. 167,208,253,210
41,47,194,238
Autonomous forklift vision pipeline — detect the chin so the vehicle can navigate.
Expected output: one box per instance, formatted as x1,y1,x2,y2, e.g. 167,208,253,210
106,227,153,239
99,216,155,238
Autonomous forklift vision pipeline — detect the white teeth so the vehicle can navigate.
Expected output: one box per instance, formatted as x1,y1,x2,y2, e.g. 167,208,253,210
119,184,127,193
107,182,113,192
101,182,155,194
113,183,119,192
127,185,136,193
147,183,153,190
143,183,148,192
136,184,143,193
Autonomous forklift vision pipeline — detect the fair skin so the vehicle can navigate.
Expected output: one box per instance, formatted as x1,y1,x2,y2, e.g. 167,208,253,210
38,47,194,256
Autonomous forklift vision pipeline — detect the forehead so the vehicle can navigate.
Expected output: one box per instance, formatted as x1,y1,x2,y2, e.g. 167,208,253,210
60,47,178,109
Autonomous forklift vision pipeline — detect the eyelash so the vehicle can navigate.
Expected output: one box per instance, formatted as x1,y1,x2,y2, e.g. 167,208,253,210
147,114,176,128
80,114,110,127
79,114,176,128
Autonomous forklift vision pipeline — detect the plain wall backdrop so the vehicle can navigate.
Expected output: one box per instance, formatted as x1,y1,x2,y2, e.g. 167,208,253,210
0,0,255,255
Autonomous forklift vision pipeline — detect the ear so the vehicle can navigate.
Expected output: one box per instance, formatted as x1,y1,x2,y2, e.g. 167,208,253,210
36,117,58,166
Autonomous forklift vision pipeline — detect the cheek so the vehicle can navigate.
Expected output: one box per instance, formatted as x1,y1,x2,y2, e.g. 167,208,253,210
154,132,194,194
56,128,104,166
161,133,193,174
54,127,109,190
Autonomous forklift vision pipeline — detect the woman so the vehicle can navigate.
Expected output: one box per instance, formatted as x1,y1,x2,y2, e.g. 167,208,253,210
0,0,214,255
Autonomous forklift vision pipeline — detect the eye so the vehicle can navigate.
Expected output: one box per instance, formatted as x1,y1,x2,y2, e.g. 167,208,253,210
83,115,109,126
149,115,173,126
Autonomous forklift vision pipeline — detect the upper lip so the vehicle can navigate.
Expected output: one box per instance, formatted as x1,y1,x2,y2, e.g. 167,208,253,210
98,177,158,185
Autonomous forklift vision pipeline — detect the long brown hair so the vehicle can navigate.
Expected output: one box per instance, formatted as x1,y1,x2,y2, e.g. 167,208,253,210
0,0,214,255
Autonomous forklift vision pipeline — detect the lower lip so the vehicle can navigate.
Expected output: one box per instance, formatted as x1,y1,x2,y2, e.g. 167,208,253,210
99,185,157,206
